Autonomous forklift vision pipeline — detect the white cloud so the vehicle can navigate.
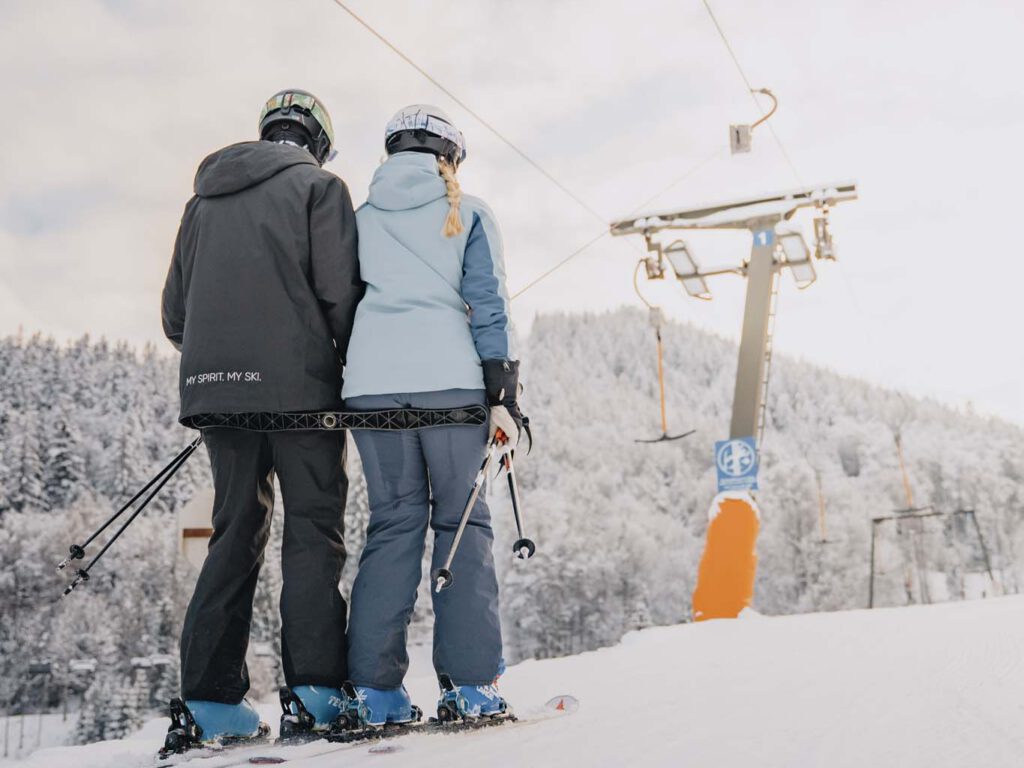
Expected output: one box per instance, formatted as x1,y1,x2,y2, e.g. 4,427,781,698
0,0,1021,423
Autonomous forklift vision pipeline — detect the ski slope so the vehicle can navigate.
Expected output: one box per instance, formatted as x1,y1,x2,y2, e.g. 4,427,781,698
6,596,1024,768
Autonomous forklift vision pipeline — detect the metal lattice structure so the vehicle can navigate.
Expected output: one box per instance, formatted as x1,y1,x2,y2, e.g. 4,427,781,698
868,507,996,609
182,405,488,433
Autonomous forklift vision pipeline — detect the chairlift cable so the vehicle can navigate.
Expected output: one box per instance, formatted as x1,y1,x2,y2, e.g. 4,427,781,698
511,146,725,300
328,0,609,224
627,147,727,218
510,229,610,300
700,0,804,186
329,0,727,301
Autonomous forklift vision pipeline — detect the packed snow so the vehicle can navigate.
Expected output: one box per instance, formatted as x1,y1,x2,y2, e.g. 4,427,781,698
5,595,1023,768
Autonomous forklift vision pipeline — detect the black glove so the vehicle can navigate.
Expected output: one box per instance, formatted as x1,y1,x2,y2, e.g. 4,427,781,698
482,359,531,449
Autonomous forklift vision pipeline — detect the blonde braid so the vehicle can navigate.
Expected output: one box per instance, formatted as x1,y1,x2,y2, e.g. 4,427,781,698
438,158,464,237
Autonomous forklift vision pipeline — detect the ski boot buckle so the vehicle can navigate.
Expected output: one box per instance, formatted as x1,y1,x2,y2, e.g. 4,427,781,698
278,686,317,743
159,698,203,758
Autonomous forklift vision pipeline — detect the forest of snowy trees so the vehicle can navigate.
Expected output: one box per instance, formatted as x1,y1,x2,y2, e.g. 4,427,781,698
2,308,1022,745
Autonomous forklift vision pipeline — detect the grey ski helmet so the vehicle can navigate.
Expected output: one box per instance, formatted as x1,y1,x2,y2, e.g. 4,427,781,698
384,104,466,166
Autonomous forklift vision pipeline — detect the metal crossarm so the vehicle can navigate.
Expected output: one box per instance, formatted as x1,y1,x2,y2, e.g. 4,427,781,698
610,182,857,235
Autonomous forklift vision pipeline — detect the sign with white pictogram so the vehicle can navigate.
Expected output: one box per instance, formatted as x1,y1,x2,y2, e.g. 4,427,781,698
714,437,759,493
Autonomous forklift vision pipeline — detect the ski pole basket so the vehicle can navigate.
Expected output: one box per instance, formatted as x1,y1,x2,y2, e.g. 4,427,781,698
432,435,537,593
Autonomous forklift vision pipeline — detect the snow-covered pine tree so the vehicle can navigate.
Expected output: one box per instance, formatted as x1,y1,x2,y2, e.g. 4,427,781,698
75,674,112,744
128,669,151,730
0,466,9,518
0,409,10,516
9,418,46,513
629,589,653,631
101,408,149,502
43,416,86,510
151,652,179,713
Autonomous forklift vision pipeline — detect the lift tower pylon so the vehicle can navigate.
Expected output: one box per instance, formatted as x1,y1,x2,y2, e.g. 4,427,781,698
611,181,858,619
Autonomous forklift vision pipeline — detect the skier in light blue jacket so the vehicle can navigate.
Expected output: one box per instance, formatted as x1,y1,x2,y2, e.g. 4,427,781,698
341,105,526,725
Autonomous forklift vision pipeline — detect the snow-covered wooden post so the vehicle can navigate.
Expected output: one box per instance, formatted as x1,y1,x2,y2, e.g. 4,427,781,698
177,487,215,570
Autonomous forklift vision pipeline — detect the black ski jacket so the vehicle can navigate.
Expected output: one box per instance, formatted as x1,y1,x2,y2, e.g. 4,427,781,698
161,141,363,422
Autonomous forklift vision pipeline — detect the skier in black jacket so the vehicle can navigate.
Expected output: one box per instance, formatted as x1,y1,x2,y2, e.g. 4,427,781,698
160,89,363,751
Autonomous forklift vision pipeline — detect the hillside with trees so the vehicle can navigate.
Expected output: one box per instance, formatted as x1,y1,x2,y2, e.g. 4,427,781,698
1,308,1021,744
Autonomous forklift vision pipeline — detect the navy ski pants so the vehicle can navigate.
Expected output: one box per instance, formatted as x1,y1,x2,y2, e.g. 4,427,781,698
345,389,502,689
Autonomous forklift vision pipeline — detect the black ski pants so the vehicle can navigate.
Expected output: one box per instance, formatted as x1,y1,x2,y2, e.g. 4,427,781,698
180,427,348,703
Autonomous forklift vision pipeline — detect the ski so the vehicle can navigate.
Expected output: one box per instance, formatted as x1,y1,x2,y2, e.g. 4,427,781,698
160,695,579,767
322,708,522,744
156,735,274,767
159,757,282,768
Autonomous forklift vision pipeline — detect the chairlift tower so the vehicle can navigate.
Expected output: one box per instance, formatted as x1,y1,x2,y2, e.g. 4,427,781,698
610,181,858,619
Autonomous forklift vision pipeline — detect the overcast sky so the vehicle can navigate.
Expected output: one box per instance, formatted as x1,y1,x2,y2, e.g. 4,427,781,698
1,0,1022,424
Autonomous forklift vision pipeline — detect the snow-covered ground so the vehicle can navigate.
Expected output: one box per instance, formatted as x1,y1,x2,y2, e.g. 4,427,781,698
5,596,1024,768
0,712,77,760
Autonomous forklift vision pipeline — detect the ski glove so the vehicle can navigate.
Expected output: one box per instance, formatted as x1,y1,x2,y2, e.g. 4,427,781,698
482,359,530,449
490,405,520,446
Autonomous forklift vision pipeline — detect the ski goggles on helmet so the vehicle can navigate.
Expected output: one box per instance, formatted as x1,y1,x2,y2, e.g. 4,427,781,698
259,91,336,160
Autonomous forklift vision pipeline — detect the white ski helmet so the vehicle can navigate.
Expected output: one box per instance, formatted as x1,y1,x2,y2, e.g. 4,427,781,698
384,104,466,166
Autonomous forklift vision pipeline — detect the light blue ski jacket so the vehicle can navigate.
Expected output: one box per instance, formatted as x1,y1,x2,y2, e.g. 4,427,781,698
342,152,514,398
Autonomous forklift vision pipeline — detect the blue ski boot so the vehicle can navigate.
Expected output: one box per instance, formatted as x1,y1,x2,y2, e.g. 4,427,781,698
159,698,269,757
436,674,510,721
335,681,421,729
278,685,346,742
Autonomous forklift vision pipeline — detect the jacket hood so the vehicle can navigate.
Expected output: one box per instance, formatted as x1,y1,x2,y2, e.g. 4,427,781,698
194,141,318,197
366,152,448,211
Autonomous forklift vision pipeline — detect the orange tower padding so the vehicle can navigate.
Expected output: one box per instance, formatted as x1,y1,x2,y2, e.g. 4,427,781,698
692,493,760,621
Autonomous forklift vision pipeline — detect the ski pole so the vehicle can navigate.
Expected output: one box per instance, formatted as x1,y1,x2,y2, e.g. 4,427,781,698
432,438,500,593
60,435,203,598
57,436,204,571
502,450,536,560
